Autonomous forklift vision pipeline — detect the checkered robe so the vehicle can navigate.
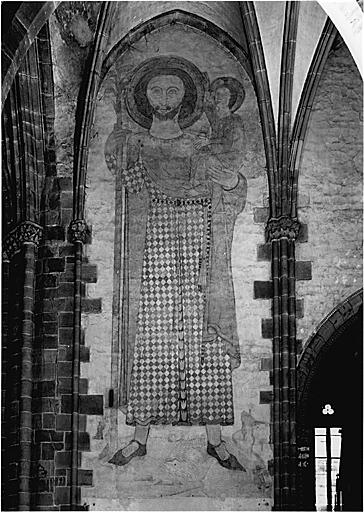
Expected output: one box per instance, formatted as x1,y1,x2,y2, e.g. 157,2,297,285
121,158,246,426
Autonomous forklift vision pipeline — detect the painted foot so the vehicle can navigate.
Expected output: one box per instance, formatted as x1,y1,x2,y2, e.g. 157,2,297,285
207,441,246,471
108,440,146,466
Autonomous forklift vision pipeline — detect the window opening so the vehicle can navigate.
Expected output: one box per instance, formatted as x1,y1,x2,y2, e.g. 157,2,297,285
315,426,342,511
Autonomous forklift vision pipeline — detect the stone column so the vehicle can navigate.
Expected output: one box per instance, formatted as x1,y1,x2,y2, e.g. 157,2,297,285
69,219,89,509
3,221,43,510
266,216,300,511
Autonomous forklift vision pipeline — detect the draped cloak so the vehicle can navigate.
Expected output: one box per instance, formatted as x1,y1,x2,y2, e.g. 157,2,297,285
111,131,247,426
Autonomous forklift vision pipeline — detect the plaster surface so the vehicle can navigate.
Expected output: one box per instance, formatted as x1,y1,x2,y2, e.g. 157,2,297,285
82,22,271,509
254,1,285,125
292,2,327,123
296,43,363,346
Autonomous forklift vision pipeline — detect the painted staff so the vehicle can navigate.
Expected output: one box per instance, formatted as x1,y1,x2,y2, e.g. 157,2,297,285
105,74,132,451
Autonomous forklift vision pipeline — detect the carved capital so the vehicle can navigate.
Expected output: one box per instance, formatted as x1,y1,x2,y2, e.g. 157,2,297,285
265,216,301,242
69,219,89,244
3,221,43,261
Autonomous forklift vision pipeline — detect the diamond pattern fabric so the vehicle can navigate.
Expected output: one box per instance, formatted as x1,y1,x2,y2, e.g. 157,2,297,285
125,163,234,426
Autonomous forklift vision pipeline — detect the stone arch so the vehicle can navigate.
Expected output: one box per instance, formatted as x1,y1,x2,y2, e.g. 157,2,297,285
101,9,252,83
297,287,363,423
1,1,61,108
295,289,362,510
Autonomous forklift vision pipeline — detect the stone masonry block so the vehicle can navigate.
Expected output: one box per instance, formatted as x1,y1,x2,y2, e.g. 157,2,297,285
43,322,58,335
79,395,103,415
59,313,73,328
38,246,58,259
59,328,73,346
260,358,273,371
58,282,85,297
61,208,73,227
61,395,72,413
41,312,58,322
36,493,54,507
34,380,55,397
253,207,269,223
55,486,71,505
59,268,75,283
261,318,273,338
80,346,90,362
296,223,308,243
296,261,312,280
254,281,273,299
57,362,72,378
55,451,72,469
44,258,66,273
56,298,74,312
57,177,72,191
57,379,72,394
78,469,93,486
59,245,74,258
58,347,73,362
43,414,56,429
38,274,58,288
43,349,58,363
79,379,88,394
42,335,58,349
35,430,64,443
81,264,98,283
65,432,90,451
43,287,58,299
81,298,102,314
41,443,55,460
44,226,65,241
41,299,59,313
58,283,74,297
296,299,304,319
60,191,73,209
78,415,87,432
257,243,271,261
56,414,72,432
259,390,273,404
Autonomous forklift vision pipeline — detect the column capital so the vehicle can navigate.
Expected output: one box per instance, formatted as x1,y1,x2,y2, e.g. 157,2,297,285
69,219,89,244
265,216,301,242
3,221,43,261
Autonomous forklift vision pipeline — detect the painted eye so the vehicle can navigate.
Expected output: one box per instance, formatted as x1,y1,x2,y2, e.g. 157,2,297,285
150,87,162,97
167,88,178,96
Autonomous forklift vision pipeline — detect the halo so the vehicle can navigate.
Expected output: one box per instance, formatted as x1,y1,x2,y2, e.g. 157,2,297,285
125,56,206,129
210,77,245,112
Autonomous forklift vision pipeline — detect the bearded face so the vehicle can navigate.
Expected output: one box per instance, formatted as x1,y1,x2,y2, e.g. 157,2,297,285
146,75,185,121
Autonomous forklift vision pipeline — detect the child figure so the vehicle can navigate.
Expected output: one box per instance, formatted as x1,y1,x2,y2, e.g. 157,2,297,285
192,76,246,194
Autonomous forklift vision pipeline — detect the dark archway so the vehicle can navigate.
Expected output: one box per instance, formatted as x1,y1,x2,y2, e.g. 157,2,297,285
296,289,363,511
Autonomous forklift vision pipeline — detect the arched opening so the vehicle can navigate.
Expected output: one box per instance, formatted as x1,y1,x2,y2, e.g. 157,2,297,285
296,291,363,511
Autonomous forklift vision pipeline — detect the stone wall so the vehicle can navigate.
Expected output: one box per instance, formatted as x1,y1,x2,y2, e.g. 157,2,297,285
81,21,273,511
296,43,363,349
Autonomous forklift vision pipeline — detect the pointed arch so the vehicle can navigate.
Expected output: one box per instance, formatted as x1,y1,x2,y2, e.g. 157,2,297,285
297,288,363,419
101,9,252,81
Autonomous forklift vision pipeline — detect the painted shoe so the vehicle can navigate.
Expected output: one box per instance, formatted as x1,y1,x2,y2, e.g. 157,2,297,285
108,440,146,466
207,442,246,471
